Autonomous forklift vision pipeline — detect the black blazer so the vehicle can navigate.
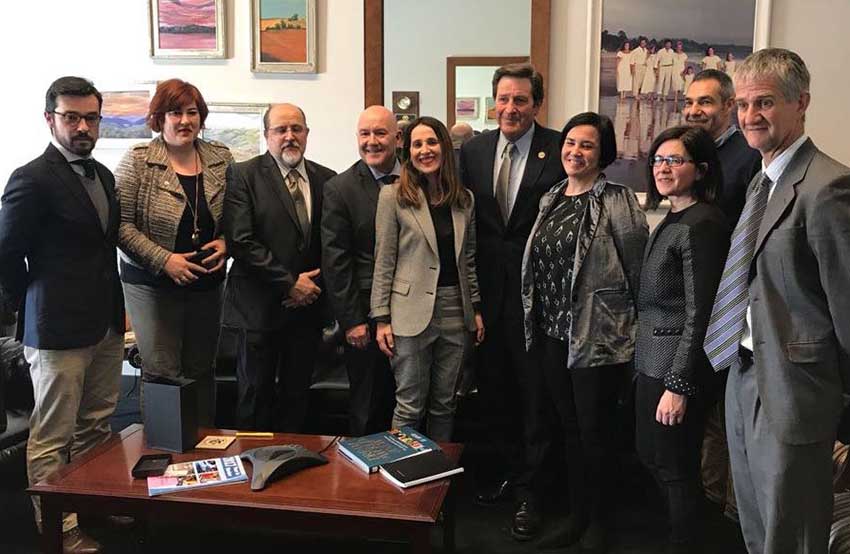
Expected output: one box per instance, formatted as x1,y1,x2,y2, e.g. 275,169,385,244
320,160,383,332
634,202,730,394
716,131,761,226
222,152,336,331
0,144,124,349
458,124,565,324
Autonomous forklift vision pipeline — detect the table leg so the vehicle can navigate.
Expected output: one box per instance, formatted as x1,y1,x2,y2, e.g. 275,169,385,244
443,486,457,553
409,525,432,554
40,497,62,554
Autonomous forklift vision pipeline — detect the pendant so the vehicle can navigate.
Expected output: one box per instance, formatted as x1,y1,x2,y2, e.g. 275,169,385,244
191,229,200,249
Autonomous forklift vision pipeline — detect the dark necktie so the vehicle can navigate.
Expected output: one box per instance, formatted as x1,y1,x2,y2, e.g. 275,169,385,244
71,159,96,180
495,143,515,224
286,170,311,244
704,172,772,370
379,174,399,185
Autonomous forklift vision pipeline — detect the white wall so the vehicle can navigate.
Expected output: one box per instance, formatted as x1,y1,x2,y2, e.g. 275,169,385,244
384,0,530,124
0,0,364,189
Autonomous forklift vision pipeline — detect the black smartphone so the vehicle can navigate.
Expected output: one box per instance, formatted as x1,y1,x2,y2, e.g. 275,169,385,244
187,248,216,266
131,453,172,478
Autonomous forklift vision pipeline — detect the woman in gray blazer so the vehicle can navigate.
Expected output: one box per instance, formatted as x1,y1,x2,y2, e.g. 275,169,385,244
635,126,729,552
521,112,648,552
116,79,233,425
371,116,484,441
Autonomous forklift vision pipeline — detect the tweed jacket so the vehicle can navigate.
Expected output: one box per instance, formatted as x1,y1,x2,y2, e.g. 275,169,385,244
115,136,233,274
370,183,480,337
521,176,648,368
634,202,730,395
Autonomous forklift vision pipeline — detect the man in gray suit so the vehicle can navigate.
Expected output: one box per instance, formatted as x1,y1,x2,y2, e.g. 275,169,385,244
705,48,850,553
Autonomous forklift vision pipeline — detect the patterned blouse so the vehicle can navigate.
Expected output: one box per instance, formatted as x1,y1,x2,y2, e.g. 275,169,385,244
530,190,589,341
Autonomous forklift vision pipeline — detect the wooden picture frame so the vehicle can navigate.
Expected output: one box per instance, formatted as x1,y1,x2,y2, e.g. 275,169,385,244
148,0,226,59
251,0,317,73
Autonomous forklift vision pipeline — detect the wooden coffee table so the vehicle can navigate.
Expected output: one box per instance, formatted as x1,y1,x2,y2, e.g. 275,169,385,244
28,424,462,553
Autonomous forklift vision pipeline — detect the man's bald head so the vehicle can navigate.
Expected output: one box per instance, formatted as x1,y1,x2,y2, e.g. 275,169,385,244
357,105,400,173
450,122,474,149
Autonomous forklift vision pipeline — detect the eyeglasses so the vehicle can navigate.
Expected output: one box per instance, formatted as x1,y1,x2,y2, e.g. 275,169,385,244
52,111,102,126
650,155,694,167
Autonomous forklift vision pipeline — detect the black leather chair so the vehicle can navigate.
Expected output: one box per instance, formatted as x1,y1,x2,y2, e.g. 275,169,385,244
0,336,32,489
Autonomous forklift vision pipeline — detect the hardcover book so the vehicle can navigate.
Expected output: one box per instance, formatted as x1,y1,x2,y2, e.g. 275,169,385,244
379,449,463,489
147,455,248,496
337,427,439,474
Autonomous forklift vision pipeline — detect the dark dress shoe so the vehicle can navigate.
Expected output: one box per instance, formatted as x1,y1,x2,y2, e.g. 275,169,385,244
62,527,101,554
511,500,541,541
537,514,586,549
475,479,514,505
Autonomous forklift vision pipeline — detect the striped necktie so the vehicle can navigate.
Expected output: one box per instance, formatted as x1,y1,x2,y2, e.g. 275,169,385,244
704,172,772,371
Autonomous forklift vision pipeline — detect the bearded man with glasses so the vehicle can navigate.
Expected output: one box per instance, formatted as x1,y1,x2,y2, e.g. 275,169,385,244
0,76,125,554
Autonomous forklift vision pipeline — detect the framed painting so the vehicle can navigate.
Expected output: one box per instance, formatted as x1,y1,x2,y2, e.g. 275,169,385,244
148,0,226,59
455,97,479,120
97,85,156,149
251,0,317,73
201,103,268,162
584,0,772,193
484,97,497,125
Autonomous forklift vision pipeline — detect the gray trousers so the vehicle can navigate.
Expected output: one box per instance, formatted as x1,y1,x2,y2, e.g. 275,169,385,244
25,329,124,532
123,282,222,426
726,353,833,554
390,286,469,442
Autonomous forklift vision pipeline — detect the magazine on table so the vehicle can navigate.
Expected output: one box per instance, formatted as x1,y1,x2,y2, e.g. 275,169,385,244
147,455,248,496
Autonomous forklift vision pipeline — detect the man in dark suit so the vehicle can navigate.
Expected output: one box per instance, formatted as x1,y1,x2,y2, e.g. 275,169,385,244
321,105,400,436
458,62,565,540
683,68,761,514
0,76,125,554
222,103,336,433
705,49,850,553
684,69,761,226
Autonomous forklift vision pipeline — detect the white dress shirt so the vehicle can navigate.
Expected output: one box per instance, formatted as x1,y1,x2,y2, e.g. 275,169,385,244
493,123,535,218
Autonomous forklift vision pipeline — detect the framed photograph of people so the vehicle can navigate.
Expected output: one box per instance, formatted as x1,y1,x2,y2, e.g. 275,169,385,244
202,103,268,162
148,0,226,59
584,0,772,193
251,0,317,73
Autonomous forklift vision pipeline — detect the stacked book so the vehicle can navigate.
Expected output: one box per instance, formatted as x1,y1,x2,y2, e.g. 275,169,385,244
338,427,463,489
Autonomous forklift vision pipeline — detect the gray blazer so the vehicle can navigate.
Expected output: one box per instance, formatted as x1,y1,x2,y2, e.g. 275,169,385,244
116,136,233,274
748,138,850,445
521,177,648,368
370,184,480,337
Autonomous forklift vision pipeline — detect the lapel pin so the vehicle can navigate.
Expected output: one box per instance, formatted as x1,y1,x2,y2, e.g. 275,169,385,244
538,151,546,159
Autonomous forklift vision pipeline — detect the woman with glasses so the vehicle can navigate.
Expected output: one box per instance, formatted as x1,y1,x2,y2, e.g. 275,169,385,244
371,116,484,441
521,112,647,552
635,126,729,553
115,79,233,425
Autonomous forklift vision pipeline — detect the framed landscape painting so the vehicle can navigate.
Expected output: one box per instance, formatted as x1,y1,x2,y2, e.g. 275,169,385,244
149,0,226,59
98,86,156,149
202,103,268,162
584,0,771,193
252,0,317,73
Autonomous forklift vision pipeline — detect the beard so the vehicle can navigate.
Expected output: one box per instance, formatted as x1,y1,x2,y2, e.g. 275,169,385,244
64,134,96,156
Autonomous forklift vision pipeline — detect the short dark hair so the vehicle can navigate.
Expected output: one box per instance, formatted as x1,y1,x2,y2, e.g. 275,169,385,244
559,112,617,170
147,79,209,133
491,63,544,107
45,76,102,113
644,126,723,210
692,69,735,102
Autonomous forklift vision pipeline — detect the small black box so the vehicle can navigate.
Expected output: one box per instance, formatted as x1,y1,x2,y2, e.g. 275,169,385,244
131,454,172,478
143,376,198,453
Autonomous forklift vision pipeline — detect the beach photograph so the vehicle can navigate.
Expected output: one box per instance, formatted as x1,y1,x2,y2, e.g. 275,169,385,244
598,0,756,192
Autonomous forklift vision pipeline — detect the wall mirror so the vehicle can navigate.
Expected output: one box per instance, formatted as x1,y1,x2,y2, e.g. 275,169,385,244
446,56,528,131
364,0,551,126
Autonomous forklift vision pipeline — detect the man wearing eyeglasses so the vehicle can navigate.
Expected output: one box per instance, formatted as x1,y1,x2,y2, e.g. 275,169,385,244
222,103,336,432
0,76,125,554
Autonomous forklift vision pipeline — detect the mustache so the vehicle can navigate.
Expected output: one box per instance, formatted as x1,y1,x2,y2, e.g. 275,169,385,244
282,140,302,149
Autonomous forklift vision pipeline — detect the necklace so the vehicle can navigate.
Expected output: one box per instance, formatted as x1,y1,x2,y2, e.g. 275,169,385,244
182,150,202,249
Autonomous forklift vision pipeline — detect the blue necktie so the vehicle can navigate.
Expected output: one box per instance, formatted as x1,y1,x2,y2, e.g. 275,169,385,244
704,172,772,371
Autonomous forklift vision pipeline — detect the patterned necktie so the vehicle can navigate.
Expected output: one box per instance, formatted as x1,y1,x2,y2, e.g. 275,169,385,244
286,170,311,244
495,142,515,224
704,172,772,370
71,159,96,180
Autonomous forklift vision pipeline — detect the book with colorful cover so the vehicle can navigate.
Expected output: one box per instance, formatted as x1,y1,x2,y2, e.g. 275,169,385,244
147,456,248,496
338,427,440,474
